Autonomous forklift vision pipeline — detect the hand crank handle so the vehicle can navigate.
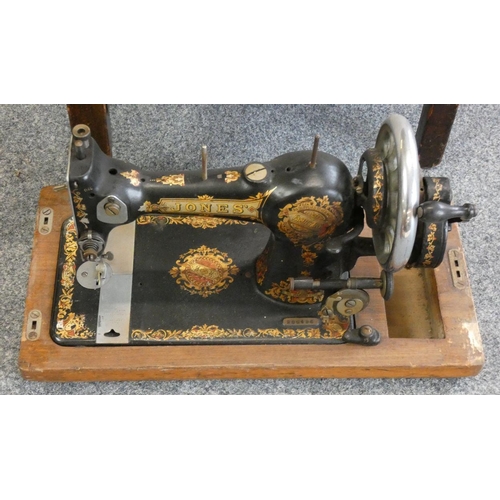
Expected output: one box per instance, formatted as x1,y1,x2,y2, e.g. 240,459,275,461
417,201,477,224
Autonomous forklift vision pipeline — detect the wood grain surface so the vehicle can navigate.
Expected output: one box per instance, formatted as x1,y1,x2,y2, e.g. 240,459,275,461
416,104,459,168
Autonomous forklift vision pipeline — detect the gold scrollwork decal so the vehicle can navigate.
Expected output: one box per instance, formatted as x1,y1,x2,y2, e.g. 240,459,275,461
224,171,240,183
278,196,343,245
120,170,141,186
137,215,249,229
131,324,322,341
56,220,95,339
372,161,384,225
265,280,324,304
131,313,348,341
301,246,317,267
423,223,438,266
432,178,444,201
152,174,185,186
72,190,89,226
169,245,239,298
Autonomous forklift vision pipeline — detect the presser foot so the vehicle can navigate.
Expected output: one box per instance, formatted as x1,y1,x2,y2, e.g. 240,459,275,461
342,325,381,346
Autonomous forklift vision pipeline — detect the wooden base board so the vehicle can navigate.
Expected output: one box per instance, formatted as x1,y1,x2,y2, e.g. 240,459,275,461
19,186,484,381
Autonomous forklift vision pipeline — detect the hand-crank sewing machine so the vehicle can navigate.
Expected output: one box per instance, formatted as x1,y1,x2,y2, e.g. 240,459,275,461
47,114,476,349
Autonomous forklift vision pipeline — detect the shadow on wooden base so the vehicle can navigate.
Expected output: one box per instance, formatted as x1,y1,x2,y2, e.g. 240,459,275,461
19,186,484,381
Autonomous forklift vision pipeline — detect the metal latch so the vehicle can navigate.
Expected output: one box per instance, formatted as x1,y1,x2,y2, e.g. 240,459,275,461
26,310,42,341
38,207,53,235
448,249,467,289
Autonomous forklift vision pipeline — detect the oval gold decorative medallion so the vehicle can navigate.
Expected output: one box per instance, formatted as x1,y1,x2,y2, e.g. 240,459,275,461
169,245,239,298
278,196,343,245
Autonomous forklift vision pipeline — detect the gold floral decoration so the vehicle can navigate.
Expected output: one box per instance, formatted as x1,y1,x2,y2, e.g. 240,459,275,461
131,311,350,341
131,324,323,341
432,178,444,201
372,161,384,225
169,245,239,298
72,190,89,225
278,196,343,245
301,246,317,266
137,215,249,229
265,280,324,304
152,174,185,186
55,219,95,339
423,223,438,266
120,170,141,187
224,171,240,183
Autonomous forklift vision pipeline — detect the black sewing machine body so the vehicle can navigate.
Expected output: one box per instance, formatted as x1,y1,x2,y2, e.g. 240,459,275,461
50,115,476,347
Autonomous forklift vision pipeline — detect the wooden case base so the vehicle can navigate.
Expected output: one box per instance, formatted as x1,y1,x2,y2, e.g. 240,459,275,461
19,186,484,381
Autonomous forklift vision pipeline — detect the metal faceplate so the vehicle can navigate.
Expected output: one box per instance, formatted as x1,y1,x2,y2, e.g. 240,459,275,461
95,221,135,344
